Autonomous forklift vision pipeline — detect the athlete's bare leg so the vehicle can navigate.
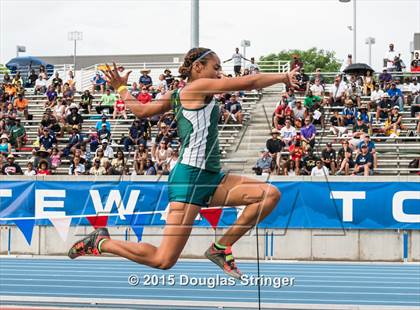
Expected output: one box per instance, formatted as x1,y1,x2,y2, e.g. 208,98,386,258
209,174,281,246
100,202,200,269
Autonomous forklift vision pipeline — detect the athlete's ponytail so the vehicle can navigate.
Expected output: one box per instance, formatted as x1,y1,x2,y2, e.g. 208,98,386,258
179,47,214,80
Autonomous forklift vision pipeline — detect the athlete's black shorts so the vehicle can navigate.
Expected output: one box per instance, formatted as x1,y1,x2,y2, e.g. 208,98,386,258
234,65,241,75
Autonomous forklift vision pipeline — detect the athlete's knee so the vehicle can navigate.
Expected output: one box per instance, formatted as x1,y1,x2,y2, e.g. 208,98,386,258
266,185,281,204
153,252,179,270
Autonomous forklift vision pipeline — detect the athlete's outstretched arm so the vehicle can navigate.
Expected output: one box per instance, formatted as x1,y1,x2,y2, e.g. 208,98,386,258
102,63,172,118
188,67,300,94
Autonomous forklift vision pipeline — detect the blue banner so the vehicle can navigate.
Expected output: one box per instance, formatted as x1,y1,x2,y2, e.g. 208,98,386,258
0,181,419,230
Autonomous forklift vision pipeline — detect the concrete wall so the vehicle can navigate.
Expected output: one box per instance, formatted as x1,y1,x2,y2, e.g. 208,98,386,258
1,226,418,262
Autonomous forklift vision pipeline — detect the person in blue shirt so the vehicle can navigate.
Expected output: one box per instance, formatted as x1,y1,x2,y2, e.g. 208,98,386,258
357,134,377,169
386,83,404,111
139,69,153,89
353,145,373,176
91,73,106,93
340,99,357,126
95,115,111,131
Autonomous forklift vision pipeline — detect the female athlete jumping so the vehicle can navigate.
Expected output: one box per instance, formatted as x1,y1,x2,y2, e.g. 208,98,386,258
68,48,299,279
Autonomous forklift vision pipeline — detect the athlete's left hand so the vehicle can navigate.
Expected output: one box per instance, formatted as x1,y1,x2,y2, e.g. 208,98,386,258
286,67,300,89
102,62,132,90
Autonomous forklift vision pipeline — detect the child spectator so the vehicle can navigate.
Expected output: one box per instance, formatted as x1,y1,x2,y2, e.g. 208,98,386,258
145,158,157,175
137,87,152,104
50,147,61,169
24,162,36,176
288,138,303,175
36,160,52,175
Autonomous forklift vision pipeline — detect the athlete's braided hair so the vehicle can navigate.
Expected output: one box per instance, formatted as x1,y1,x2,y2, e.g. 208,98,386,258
179,47,214,80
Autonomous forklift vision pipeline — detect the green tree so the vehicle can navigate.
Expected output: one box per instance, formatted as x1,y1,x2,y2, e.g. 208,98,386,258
259,47,341,73
0,64,10,74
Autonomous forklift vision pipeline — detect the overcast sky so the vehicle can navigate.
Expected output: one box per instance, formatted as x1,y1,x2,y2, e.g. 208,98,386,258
1,0,419,71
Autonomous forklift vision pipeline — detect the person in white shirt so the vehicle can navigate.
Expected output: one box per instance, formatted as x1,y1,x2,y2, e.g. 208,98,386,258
246,57,260,74
34,76,47,94
100,139,114,158
384,43,398,71
310,78,324,96
370,84,384,110
408,78,420,94
340,54,352,72
280,118,296,146
311,160,329,176
224,47,250,77
329,76,347,106
24,162,37,176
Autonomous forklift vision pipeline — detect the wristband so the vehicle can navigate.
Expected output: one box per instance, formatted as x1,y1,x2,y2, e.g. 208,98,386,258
117,85,128,93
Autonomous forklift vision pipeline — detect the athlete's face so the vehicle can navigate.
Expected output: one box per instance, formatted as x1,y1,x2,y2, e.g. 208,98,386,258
200,55,222,79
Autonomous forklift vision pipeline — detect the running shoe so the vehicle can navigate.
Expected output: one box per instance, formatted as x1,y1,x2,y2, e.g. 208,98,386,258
204,243,243,279
68,228,110,259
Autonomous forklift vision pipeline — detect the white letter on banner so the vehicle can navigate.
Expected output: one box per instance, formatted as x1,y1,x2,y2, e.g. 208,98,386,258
35,190,66,218
392,191,420,223
89,190,140,220
0,189,12,198
330,191,366,222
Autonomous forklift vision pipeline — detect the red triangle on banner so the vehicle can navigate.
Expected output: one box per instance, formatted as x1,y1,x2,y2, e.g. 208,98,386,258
200,208,222,229
86,215,108,229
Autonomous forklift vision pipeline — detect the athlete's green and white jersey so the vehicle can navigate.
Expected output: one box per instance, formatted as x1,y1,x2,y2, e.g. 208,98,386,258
171,88,221,172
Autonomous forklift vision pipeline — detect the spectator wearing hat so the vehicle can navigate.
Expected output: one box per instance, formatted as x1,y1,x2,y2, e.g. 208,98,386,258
253,149,272,175
296,68,309,92
288,138,304,175
0,133,11,158
97,123,111,142
301,147,318,175
273,96,290,129
357,134,377,169
266,129,284,174
69,156,85,175
89,158,107,175
382,106,404,137
340,99,357,126
1,154,23,175
96,89,116,114
139,69,153,89
353,144,374,176
137,86,152,104
376,93,393,123
321,142,337,174
311,159,329,177
353,116,369,139
91,73,107,93
32,146,51,170
301,117,316,149
356,104,372,128
101,139,114,158
62,126,82,157
95,115,111,132
13,93,28,119
80,90,94,114
387,82,404,111
9,118,26,150
66,104,83,131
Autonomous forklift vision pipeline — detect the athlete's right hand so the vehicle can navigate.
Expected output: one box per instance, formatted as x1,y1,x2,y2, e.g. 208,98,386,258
286,67,300,89
102,62,132,90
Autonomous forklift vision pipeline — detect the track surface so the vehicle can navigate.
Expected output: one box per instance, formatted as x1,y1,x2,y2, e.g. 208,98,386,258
0,258,419,309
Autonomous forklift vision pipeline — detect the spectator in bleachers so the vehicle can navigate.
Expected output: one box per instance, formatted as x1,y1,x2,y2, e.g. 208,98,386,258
293,117,303,130
9,118,26,150
309,68,325,86
353,116,369,139
273,95,289,129
280,118,296,146
139,69,153,89
93,148,109,168
112,96,127,119
357,134,377,169
62,126,82,157
91,73,107,93
370,84,384,111
266,129,284,175
346,84,362,107
340,54,353,72
153,140,172,170
376,93,393,123
301,117,316,149
253,149,272,175
52,72,63,93
301,147,318,175
286,88,296,108
292,100,306,120
3,102,16,125
309,78,325,97
109,149,126,175
154,122,173,146
291,54,303,70
246,57,260,75
411,52,420,72
39,128,57,154
69,156,85,175
356,104,372,129
97,123,111,145
89,158,107,175
4,83,17,105
288,137,303,175
123,120,145,152
38,65,48,79
384,43,398,71
133,143,148,175
62,83,74,102
223,94,243,124
340,99,357,127
157,74,168,93
27,69,38,88
34,75,47,95
378,68,392,89
321,142,337,174
336,149,354,176
387,82,404,111
164,69,174,86
14,93,29,120
66,104,83,131
100,139,114,158
36,160,52,175
96,89,116,114
329,76,346,106
0,133,12,158
353,144,373,176
2,73,11,84
96,115,111,131
304,90,324,128
137,86,152,104
1,154,22,175
167,148,179,172
363,71,374,96
283,159,296,176
145,158,157,175
11,73,23,87
383,106,404,137
67,71,76,90
311,159,329,176
24,162,36,176
50,147,61,170
130,82,140,97
45,86,58,109
410,89,420,118
53,99,67,125
296,68,309,92
80,90,94,114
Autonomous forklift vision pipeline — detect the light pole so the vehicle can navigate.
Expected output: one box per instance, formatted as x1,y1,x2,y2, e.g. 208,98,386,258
365,37,375,66
339,0,356,62
191,0,199,48
68,31,83,72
